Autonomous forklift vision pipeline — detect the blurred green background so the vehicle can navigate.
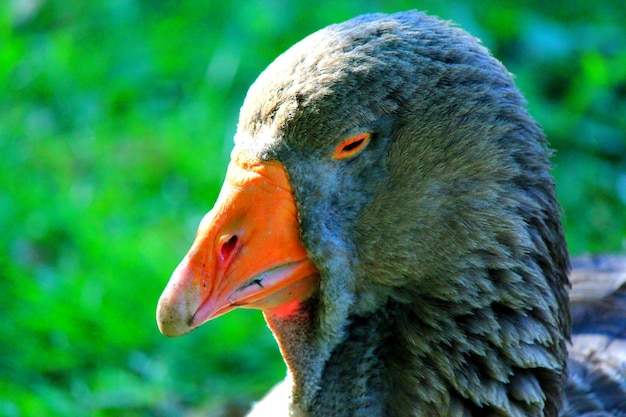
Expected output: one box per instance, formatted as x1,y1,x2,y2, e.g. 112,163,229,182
1,0,625,416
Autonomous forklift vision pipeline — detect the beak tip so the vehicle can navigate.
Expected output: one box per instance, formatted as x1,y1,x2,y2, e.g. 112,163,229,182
156,260,203,337
156,290,196,338
156,305,193,337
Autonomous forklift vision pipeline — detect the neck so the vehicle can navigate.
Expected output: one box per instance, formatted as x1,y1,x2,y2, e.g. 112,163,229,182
387,289,565,416
264,300,391,417
263,268,567,417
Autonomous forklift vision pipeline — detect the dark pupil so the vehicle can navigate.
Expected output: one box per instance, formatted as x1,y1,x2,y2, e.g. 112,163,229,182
342,139,364,152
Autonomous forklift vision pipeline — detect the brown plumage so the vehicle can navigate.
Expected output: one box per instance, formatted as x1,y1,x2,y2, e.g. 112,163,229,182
157,11,626,416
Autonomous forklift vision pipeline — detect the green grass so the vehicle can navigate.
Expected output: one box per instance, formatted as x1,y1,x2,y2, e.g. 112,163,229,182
1,0,625,415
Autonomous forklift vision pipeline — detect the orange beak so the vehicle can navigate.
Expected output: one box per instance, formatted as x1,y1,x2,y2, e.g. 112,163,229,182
156,153,320,337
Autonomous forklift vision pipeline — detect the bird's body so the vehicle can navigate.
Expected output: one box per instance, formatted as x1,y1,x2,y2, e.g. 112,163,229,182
565,255,626,416
157,11,626,416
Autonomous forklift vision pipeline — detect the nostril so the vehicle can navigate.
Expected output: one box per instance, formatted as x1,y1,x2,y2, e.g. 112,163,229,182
219,235,239,264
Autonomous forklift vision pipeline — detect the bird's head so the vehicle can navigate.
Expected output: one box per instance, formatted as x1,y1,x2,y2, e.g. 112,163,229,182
156,14,569,391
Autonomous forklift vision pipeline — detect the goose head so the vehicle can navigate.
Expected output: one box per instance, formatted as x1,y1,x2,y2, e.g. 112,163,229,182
157,11,570,416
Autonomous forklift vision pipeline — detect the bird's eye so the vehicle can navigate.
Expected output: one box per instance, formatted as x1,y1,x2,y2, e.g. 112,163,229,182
332,133,371,160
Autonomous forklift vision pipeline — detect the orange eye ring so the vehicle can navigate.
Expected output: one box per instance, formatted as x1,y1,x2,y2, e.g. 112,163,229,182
332,133,371,160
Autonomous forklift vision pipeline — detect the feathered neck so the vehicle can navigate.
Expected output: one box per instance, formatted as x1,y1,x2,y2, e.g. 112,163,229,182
386,267,567,417
263,298,391,417
262,262,568,417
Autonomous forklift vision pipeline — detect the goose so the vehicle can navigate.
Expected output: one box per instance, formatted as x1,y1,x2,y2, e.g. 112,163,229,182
156,11,626,416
